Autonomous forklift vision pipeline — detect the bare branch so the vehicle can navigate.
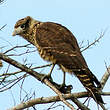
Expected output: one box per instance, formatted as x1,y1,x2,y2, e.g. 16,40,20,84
3,44,31,54
0,53,43,80
8,92,87,110
100,65,110,90
8,91,109,110
0,64,52,92
0,53,75,110
81,30,106,52
0,52,108,110
71,98,90,110
0,64,51,77
0,74,26,92
0,24,7,31
44,79,75,110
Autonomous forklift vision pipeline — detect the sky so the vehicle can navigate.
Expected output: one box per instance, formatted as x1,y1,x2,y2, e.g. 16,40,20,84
0,0,110,110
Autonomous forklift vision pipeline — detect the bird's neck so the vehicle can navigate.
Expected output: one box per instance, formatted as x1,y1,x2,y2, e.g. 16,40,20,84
21,32,36,46
21,20,41,47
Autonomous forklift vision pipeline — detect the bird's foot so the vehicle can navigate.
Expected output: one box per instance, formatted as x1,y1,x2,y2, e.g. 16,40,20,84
58,84,73,94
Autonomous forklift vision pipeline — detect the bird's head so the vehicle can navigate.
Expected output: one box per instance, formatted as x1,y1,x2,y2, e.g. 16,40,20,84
12,16,38,37
12,16,31,36
12,16,40,45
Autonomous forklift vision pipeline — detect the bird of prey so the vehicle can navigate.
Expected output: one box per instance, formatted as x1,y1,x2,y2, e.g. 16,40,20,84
12,16,104,104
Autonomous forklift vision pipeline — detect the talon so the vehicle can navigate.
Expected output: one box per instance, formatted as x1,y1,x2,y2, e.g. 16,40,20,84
59,84,73,94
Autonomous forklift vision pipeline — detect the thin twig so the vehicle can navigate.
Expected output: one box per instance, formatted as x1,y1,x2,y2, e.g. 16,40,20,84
81,30,106,52
3,44,33,54
0,75,26,92
0,24,7,30
0,64,52,77
71,98,90,110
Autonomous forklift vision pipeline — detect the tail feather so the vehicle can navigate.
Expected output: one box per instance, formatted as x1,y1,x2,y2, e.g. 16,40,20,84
88,68,101,88
94,92,104,104
75,70,104,104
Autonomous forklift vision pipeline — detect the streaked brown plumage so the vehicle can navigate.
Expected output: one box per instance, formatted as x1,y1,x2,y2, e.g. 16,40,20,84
12,16,104,104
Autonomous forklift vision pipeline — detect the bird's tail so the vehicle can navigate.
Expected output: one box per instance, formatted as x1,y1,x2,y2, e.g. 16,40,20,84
74,69,104,104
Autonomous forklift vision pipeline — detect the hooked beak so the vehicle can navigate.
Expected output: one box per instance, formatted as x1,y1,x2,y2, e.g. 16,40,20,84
12,27,23,36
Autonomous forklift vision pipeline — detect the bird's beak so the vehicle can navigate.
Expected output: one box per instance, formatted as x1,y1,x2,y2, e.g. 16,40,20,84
12,27,23,36
12,30,17,36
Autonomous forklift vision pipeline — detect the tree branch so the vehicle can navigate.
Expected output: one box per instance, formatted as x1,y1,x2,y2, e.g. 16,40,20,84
8,91,109,110
0,52,109,110
0,53,75,110
70,98,90,110
8,92,87,110
81,30,105,52
100,65,110,90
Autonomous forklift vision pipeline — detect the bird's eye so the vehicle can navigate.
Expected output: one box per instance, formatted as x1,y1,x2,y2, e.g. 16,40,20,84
20,24,26,29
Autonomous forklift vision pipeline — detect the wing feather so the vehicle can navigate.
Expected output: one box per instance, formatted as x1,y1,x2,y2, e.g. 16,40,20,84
35,22,88,70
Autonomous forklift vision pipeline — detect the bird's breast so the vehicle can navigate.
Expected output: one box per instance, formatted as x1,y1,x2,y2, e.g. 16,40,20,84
38,48,56,63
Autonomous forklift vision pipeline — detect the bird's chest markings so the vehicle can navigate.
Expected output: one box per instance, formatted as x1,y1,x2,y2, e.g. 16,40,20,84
32,28,56,63
38,48,56,63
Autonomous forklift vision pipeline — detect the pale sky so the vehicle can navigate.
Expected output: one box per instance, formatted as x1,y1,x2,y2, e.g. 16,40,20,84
0,0,110,110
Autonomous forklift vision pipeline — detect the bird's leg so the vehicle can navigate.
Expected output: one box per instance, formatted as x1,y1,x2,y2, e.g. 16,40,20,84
41,63,55,82
58,72,73,94
60,72,66,88
48,63,55,77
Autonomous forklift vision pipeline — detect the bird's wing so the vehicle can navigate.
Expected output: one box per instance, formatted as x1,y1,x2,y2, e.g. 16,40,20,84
35,22,88,70
33,22,103,103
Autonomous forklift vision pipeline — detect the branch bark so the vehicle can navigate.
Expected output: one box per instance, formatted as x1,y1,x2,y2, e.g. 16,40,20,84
8,91,109,110
8,92,89,110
